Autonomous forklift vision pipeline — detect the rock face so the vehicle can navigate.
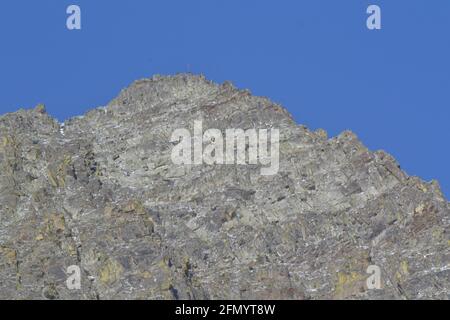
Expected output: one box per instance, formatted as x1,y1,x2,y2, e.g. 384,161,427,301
0,74,448,300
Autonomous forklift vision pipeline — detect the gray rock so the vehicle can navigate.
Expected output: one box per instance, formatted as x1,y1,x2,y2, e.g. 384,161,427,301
0,74,448,300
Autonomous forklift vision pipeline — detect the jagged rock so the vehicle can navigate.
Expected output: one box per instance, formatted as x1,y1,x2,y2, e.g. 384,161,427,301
0,74,448,300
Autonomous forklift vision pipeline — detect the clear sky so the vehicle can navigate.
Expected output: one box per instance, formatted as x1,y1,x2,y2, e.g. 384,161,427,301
0,0,449,197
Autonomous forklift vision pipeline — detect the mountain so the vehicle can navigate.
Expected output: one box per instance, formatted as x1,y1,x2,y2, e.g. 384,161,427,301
0,74,448,299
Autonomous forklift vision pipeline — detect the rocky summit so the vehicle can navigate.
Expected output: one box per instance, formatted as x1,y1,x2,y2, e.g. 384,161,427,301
0,74,448,300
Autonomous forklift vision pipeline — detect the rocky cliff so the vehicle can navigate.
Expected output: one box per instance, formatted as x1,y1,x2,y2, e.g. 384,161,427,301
0,74,448,299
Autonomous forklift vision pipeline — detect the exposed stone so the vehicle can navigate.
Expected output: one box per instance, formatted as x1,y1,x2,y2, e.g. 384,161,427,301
0,74,448,300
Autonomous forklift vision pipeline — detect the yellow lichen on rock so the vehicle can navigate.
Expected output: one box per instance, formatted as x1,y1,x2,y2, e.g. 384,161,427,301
1,136,11,148
47,155,72,188
396,260,410,282
334,271,365,299
401,261,409,275
34,103,46,114
42,213,66,236
415,204,425,215
99,258,124,285
140,271,152,279
418,184,428,193
123,199,146,215
35,234,44,241
0,247,17,266
47,169,59,188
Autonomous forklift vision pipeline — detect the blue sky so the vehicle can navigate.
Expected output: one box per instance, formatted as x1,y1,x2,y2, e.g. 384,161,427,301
0,0,449,197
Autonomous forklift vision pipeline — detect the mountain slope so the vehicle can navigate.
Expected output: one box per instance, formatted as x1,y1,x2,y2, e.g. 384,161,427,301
0,74,448,299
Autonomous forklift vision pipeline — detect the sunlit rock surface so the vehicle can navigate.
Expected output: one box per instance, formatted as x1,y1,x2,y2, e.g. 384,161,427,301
0,74,448,300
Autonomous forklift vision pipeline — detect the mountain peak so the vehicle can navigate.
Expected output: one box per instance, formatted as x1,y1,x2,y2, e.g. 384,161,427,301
0,75,448,299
